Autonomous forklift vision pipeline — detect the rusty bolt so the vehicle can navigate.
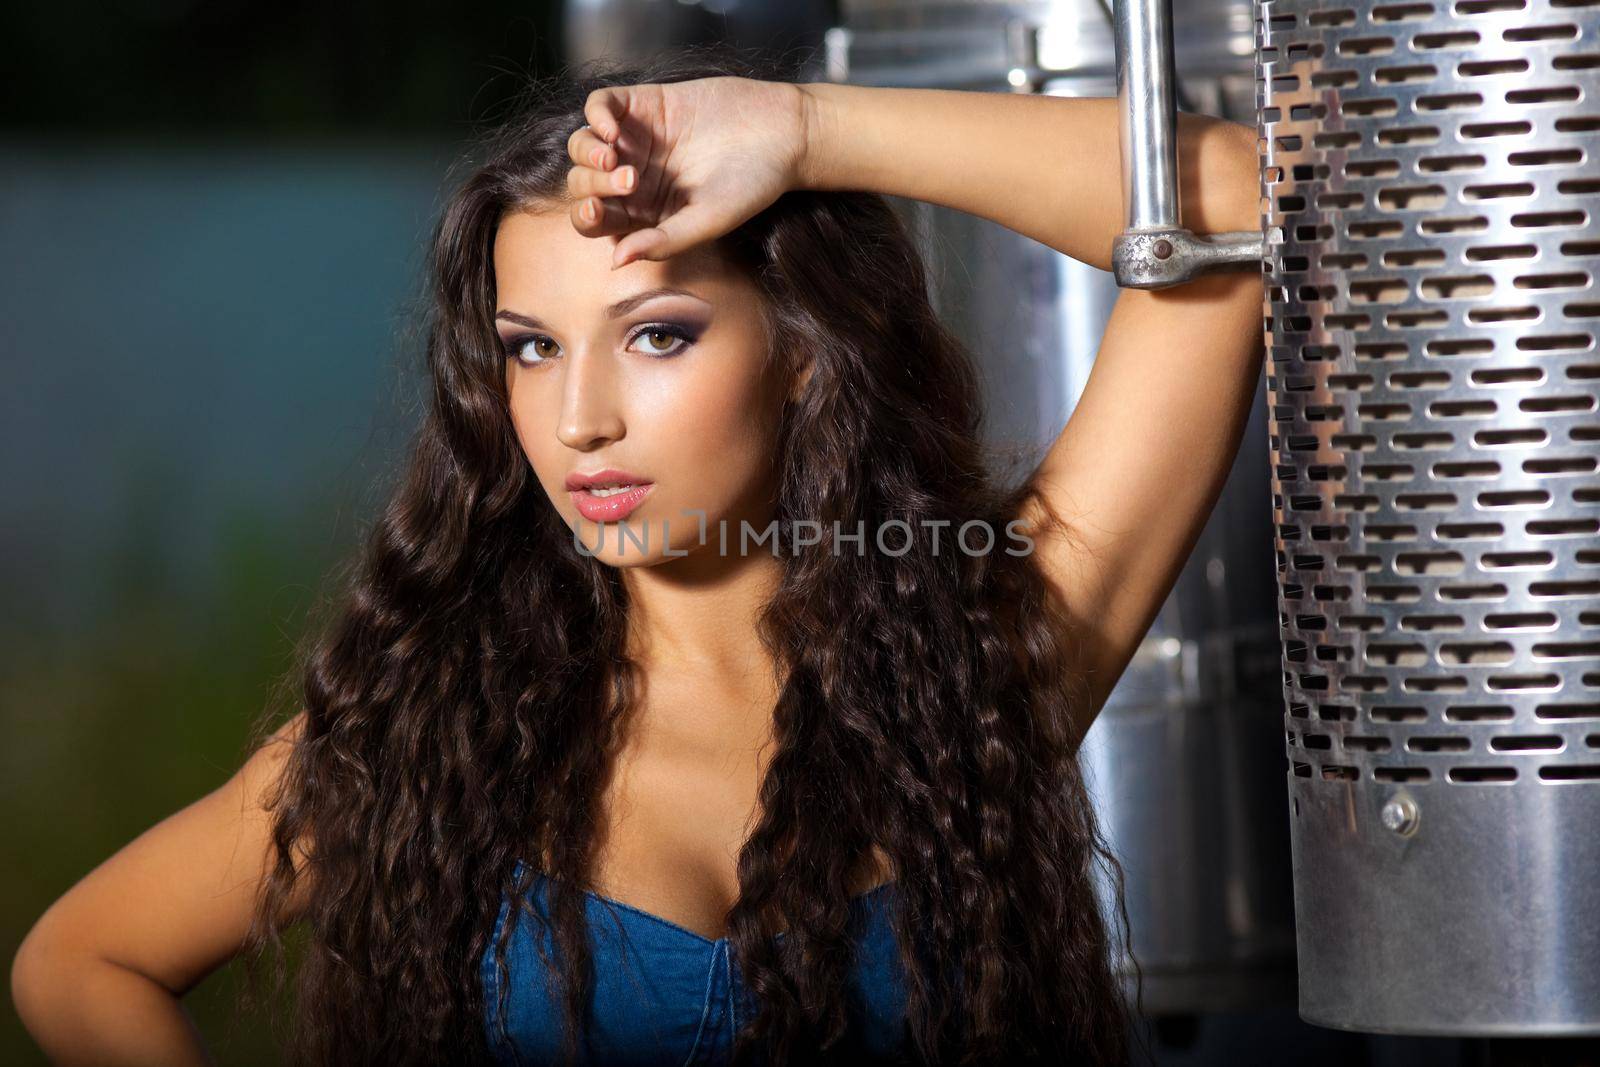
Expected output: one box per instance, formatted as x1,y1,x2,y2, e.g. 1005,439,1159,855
1153,238,1173,260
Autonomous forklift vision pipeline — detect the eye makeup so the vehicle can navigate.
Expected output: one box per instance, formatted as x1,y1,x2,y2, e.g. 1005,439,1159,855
500,320,701,367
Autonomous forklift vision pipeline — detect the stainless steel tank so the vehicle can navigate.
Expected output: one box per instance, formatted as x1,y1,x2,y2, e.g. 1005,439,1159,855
833,0,1299,1019
1256,0,1600,1037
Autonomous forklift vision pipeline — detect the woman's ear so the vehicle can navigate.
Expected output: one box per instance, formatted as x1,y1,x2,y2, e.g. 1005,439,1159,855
787,359,815,404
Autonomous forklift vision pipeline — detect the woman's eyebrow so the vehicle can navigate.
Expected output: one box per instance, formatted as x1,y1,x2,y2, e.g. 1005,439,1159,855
495,286,710,330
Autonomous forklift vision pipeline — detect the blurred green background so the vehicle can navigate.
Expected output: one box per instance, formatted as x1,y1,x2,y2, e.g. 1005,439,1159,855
1,3,561,1062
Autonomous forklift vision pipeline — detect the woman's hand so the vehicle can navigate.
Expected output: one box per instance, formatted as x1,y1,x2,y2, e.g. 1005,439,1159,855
565,76,812,269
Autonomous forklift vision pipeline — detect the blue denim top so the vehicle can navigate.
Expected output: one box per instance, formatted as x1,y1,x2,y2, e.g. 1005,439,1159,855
481,858,910,1065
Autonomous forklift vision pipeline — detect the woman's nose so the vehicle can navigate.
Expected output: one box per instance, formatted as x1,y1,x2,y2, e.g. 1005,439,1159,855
554,345,625,451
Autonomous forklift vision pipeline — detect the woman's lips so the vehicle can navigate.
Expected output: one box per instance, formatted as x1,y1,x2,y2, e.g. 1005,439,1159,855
571,482,655,523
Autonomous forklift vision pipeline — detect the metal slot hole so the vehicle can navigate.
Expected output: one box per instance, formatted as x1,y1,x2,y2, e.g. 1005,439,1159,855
1374,766,1432,782
1376,64,1439,85
1529,579,1600,598
1373,705,1429,722
1378,126,1442,146
1448,765,1518,782
1435,522,1504,541
1471,366,1543,385
1321,704,1359,722
1337,36,1396,56
1391,431,1455,451
1351,278,1411,302
1402,614,1467,633
1502,30,1580,47
1419,154,1489,176
1489,735,1564,752
1364,462,1414,480
1436,582,1508,601
1368,642,1429,667
1531,639,1600,660
1444,705,1515,721
1468,243,1538,261
1430,403,1498,421
1482,612,1558,630
1526,518,1600,536
1351,218,1409,238
1552,53,1600,71
1385,247,1446,267
1459,58,1530,78
1516,451,1593,467
1421,274,1496,299
1379,183,1448,210
1510,209,1586,228
1321,764,1360,780
1454,0,1526,12
1464,182,1536,204
1387,308,1451,327
1313,69,1362,90
1465,305,1540,324
1345,735,1394,752
1292,761,1313,777
1402,675,1469,693
1587,735,1600,749
1343,674,1390,692
1459,120,1533,139
1413,30,1481,50
1480,549,1557,574
1347,160,1400,180
1410,735,1472,752
1535,702,1600,721
1395,551,1465,576
1514,272,1591,291
1517,333,1593,352
1368,584,1424,603
1477,488,1552,507
1366,524,1419,543
1484,672,1562,691
1507,147,1583,167
1303,733,1334,750
1372,2,1435,21
1474,428,1548,448
1308,8,1359,27
1416,92,1484,113
1538,764,1600,781
1426,336,1494,355
1439,641,1515,666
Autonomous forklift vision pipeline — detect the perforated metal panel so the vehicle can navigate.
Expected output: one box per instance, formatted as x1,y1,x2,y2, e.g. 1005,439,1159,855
1258,0,1600,1035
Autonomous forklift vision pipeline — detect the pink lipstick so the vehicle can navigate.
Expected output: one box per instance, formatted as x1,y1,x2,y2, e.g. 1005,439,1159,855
566,468,655,523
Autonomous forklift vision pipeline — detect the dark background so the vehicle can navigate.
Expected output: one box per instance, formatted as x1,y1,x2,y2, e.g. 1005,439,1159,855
2,4,562,1062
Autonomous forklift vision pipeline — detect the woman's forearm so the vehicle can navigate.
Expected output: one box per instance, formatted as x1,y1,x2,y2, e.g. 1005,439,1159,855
795,82,1259,272
13,950,214,1067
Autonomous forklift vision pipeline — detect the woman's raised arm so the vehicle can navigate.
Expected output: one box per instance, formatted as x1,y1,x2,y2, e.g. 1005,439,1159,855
10,712,312,1065
795,84,1266,730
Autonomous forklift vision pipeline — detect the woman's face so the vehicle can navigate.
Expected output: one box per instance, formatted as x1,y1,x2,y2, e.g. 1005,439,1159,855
493,206,791,567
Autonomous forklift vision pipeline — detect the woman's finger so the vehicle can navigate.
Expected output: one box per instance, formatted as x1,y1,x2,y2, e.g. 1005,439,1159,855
570,193,635,239
611,200,737,269
565,163,636,203
567,125,617,171
583,87,627,144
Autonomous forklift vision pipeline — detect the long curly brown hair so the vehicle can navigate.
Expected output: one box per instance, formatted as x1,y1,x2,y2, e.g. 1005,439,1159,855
237,42,1141,1067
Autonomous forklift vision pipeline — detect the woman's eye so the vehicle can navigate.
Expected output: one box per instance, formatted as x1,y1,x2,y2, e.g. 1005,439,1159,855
505,335,557,365
630,325,694,358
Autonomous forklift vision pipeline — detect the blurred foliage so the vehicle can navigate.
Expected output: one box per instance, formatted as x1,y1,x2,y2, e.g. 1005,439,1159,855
2,0,563,135
1,477,363,1063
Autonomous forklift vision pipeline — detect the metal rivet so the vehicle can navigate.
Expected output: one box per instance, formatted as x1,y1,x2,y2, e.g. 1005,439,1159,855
1380,795,1420,836
1153,238,1173,259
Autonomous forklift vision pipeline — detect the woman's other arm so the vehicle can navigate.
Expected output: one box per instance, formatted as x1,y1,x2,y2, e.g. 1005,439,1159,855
797,84,1265,729
10,712,311,1066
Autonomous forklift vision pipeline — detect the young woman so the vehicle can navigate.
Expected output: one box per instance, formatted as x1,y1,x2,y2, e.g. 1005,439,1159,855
11,45,1264,1067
